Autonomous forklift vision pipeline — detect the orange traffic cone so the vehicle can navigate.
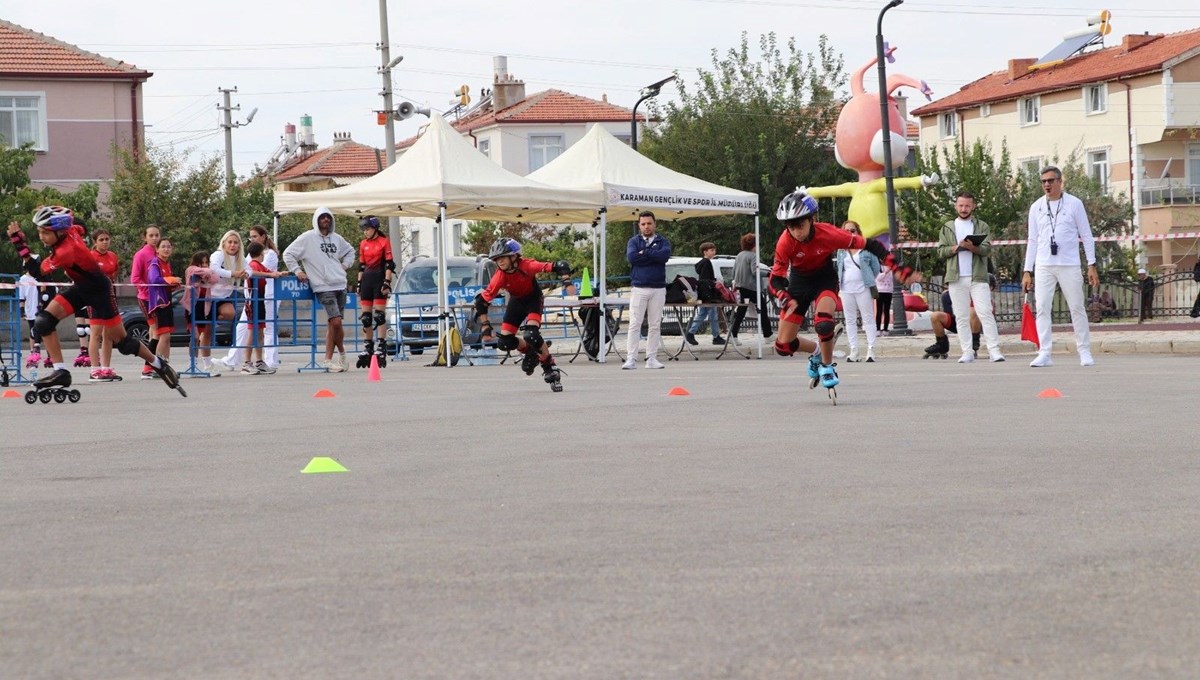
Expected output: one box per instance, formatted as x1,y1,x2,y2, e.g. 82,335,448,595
2,389,20,398
1037,388,1063,399
313,389,336,398
668,387,690,396
367,354,381,382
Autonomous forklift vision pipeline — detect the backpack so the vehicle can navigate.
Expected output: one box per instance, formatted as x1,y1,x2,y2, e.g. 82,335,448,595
713,281,737,304
665,275,699,304
429,325,463,367
578,304,621,360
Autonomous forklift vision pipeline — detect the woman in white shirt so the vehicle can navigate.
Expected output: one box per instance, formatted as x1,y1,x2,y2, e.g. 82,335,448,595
835,221,882,362
200,230,247,375
220,226,281,372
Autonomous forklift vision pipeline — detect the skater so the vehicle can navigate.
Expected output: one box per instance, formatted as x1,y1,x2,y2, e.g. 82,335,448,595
130,224,162,378
923,290,983,359
1022,166,1099,367
283,207,356,372
835,221,880,362
769,189,901,403
241,241,283,374
936,192,1004,363
473,237,573,391
354,215,395,369
144,238,181,374
88,229,121,381
7,207,184,401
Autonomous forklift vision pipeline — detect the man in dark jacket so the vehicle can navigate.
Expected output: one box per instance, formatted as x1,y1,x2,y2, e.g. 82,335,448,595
624,211,672,369
685,242,726,346
1138,268,1155,321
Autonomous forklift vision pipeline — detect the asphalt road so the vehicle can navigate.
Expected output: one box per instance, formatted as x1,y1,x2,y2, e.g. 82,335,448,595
2,353,1198,679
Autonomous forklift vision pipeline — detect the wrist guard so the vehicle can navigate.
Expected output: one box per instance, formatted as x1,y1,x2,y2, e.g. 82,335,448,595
473,293,490,317
10,229,30,260
864,237,888,260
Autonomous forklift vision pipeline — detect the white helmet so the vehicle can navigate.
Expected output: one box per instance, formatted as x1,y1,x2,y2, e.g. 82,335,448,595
32,205,73,230
775,189,818,222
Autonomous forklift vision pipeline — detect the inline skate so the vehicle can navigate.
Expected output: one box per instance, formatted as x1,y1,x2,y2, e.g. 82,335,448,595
25,368,81,404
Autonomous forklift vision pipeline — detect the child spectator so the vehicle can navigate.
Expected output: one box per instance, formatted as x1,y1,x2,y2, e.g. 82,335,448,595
17,271,41,365
242,241,282,374
183,252,219,375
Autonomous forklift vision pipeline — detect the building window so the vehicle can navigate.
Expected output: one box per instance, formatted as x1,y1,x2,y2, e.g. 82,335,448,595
1019,96,1040,126
1019,157,1043,178
0,93,47,150
528,134,564,171
1186,144,1200,187
410,228,421,258
980,103,991,118
1087,149,1110,192
452,222,463,256
938,112,957,139
1085,84,1107,115
477,138,490,158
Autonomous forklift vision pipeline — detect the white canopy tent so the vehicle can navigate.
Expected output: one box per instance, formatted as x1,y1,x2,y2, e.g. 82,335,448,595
527,124,761,361
273,114,605,367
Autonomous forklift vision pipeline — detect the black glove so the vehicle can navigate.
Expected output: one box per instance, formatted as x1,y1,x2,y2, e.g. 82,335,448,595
551,260,572,276
864,237,889,260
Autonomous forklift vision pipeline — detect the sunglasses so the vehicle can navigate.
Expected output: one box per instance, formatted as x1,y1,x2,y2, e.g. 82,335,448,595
1041,178,1060,185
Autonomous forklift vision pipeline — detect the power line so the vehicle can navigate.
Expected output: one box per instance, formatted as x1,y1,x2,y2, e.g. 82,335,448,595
687,0,1200,18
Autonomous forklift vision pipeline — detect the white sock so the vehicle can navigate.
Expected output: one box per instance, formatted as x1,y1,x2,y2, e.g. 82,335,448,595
54,363,66,371
151,356,162,369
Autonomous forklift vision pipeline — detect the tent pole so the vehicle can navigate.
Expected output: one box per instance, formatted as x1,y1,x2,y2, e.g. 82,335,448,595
272,212,280,249
755,215,763,359
597,209,608,364
438,203,452,369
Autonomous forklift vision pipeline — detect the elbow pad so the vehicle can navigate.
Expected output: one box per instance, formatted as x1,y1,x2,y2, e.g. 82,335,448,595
473,293,490,317
385,258,397,273
864,238,889,260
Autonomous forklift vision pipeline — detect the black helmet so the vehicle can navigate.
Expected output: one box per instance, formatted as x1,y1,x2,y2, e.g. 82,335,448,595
488,237,521,260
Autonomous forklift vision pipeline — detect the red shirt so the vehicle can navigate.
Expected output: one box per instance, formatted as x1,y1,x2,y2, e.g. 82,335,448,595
480,258,553,302
770,222,864,280
93,250,119,279
246,259,269,300
359,235,393,271
41,226,105,284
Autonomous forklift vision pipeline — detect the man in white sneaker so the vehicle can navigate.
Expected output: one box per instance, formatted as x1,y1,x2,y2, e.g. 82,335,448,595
936,192,1004,363
1022,166,1099,368
623,211,671,370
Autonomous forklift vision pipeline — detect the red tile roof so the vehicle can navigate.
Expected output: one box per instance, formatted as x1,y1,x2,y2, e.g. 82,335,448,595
0,19,150,79
274,139,383,181
913,27,1200,116
397,89,641,149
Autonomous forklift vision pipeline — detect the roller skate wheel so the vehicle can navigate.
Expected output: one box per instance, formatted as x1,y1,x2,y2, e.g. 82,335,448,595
25,391,37,404
68,390,81,403
39,390,53,404
828,387,837,405
53,391,67,403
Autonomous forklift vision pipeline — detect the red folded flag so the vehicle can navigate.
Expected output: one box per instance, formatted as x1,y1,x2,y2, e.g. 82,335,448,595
1020,300,1039,349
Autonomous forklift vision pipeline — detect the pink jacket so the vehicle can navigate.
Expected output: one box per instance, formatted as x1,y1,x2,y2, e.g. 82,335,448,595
130,243,157,301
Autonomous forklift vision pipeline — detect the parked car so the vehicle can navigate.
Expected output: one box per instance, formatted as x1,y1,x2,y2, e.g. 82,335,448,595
388,255,502,354
120,289,235,348
649,255,776,336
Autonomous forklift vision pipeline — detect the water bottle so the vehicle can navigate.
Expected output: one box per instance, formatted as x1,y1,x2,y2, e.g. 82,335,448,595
29,367,38,383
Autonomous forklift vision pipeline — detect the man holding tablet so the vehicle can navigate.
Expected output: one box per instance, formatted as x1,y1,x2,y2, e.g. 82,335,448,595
935,191,1004,363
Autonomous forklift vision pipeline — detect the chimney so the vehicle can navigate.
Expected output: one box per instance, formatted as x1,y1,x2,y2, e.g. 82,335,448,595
894,93,909,121
332,132,352,143
1008,58,1036,80
601,93,608,103
492,55,526,111
1122,32,1160,53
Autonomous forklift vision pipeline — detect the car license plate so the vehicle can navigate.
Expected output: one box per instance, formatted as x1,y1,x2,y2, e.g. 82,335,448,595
412,323,439,331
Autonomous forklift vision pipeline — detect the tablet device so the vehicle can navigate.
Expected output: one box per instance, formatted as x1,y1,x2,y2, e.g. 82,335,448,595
965,234,986,246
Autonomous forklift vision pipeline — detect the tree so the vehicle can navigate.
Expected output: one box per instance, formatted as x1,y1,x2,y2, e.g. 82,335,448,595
639,32,854,264
899,141,1133,280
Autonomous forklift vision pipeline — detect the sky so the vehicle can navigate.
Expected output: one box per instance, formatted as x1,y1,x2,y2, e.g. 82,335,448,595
9,0,1200,179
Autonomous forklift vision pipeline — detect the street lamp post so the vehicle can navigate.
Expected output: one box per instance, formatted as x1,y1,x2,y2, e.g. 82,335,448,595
630,75,676,150
876,0,912,335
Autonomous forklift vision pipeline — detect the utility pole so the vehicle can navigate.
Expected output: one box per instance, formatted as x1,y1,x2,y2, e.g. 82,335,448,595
217,86,256,189
377,0,402,254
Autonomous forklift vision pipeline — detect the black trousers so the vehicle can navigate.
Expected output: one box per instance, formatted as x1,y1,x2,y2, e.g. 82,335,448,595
731,287,772,337
875,292,893,331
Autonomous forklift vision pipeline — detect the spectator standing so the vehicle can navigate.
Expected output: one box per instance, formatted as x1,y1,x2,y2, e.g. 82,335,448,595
623,211,672,370
183,252,219,368
684,242,726,347
201,231,247,376
875,263,894,335
1022,166,1099,367
1138,268,1155,321
17,271,40,362
220,226,282,371
835,221,880,362
130,224,161,378
1190,260,1200,318
242,241,283,374
936,192,1004,363
730,232,771,343
283,207,355,372
88,230,120,380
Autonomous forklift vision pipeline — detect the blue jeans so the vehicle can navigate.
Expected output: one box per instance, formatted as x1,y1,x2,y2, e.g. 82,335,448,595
688,306,720,338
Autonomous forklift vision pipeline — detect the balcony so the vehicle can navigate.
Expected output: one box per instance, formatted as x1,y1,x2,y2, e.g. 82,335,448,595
1140,179,1200,207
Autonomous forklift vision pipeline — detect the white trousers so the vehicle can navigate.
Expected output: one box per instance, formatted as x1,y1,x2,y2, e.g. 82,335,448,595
838,288,876,351
1033,264,1090,354
222,299,279,368
626,287,666,359
948,278,1000,354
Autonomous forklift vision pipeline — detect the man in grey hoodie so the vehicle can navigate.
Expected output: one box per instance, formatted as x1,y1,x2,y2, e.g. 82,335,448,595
283,207,356,371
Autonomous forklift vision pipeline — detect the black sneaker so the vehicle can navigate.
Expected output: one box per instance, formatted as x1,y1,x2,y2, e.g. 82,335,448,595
712,336,726,345
684,332,699,346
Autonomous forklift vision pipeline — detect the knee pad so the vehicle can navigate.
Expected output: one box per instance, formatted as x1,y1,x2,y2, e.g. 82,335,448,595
496,333,520,352
521,326,545,353
31,311,57,342
373,309,386,327
359,311,373,331
774,338,800,357
76,324,88,338
780,306,805,325
115,335,142,356
814,312,836,342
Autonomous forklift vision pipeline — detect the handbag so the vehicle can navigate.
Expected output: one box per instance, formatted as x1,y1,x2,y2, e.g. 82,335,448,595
713,280,737,304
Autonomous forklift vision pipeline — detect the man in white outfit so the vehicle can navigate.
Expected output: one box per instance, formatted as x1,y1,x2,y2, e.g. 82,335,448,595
623,211,672,370
1022,166,1099,367
936,192,1004,363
